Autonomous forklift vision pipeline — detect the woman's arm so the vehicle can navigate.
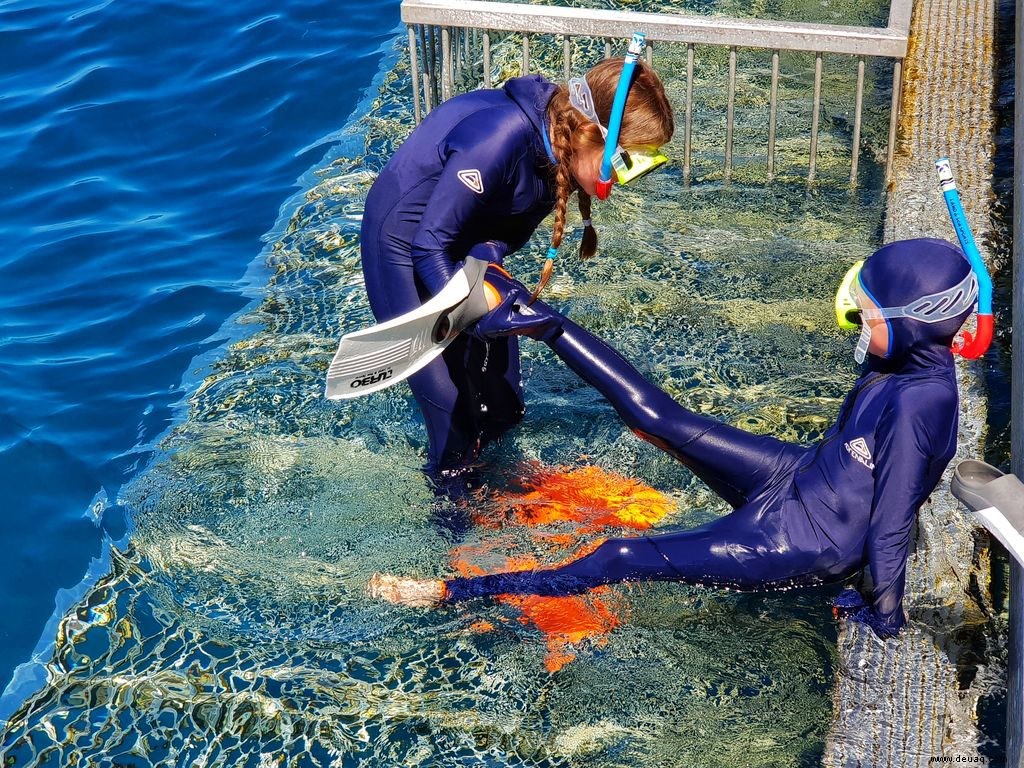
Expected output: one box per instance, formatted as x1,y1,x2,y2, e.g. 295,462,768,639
410,116,524,294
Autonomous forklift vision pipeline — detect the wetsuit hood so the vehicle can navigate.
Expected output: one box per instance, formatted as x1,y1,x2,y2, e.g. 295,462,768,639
503,75,559,161
859,237,974,373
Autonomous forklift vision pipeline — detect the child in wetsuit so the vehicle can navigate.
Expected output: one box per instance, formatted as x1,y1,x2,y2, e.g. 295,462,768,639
369,238,979,638
359,56,673,478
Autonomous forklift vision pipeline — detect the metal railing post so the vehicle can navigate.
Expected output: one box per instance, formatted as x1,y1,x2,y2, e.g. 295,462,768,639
418,25,432,115
725,46,736,181
441,26,453,101
767,49,779,181
809,51,822,182
684,42,694,184
428,25,439,107
483,30,491,88
408,26,422,124
850,56,865,185
885,58,902,185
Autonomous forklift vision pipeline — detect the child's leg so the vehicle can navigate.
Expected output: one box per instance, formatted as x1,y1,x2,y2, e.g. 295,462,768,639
444,536,686,601
470,273,803,505
548,318,805,508
442,505,807,602
413,335,525,474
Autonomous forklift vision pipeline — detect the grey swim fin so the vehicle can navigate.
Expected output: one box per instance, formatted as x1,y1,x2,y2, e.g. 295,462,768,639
325,257,491,400
951,459,1024,567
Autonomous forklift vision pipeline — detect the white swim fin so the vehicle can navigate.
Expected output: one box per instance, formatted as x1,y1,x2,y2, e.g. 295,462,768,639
951,459,1024,567
325,257,491,399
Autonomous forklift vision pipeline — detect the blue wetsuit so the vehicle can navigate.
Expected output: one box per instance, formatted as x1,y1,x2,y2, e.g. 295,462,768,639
360,76,559,475
445,239,972,638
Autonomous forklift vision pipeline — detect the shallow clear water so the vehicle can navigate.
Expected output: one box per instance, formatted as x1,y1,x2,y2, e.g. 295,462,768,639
0,0,903,765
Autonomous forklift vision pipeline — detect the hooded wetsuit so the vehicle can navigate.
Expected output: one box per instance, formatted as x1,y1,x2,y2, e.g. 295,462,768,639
444,238,971,638
360,76,559,475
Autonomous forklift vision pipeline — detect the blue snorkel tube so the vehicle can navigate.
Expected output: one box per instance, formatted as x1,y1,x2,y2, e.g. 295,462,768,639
595,32,646,200
935,158,994,358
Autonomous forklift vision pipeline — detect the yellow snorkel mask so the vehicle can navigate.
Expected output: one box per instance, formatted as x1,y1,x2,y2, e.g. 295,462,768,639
834,256,979,364
609,146,670,186
834,260,864,330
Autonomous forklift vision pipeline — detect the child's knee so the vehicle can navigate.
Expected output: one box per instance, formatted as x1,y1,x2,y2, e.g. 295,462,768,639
627,412,674,452
585,538,653,578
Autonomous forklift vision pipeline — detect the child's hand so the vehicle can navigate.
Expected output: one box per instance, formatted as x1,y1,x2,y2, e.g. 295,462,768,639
368,573,445,607
832,588,902,639
847,607,903,639
831,587,867,618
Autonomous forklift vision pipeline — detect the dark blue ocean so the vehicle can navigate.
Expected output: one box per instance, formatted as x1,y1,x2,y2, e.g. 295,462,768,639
0,0,399,693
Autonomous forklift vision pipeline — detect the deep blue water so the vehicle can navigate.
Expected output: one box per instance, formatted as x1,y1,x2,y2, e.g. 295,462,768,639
0,0,399,694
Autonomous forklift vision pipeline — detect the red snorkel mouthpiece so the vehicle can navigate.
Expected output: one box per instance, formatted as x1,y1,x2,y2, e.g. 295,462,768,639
595,179,613,200
952,313,994,359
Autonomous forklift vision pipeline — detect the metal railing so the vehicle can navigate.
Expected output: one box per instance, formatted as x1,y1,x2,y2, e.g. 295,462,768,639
401,0,913,184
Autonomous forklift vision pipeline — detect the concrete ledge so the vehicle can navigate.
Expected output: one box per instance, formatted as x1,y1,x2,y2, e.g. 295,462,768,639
824,0,1001,764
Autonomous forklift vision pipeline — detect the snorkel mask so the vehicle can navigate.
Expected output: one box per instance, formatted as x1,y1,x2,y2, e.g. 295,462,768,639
567,32,669,200
835,260,978,364
834,159,994,364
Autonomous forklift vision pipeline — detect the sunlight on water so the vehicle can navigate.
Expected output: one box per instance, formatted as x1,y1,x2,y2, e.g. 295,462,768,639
2,5,891,765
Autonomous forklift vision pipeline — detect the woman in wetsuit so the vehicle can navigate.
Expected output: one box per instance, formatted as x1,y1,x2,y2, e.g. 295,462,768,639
370,238,979,638
359,50,673,479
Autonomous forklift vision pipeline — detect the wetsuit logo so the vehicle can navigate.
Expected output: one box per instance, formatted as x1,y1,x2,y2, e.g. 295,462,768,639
844,437,875,470
457,169,484,194
350,368,394,389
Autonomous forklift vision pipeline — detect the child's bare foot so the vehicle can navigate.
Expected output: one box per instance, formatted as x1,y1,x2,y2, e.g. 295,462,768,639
368,573,445,607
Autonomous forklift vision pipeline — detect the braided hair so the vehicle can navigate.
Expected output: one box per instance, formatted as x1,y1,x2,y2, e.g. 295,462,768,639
544,58,674,260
